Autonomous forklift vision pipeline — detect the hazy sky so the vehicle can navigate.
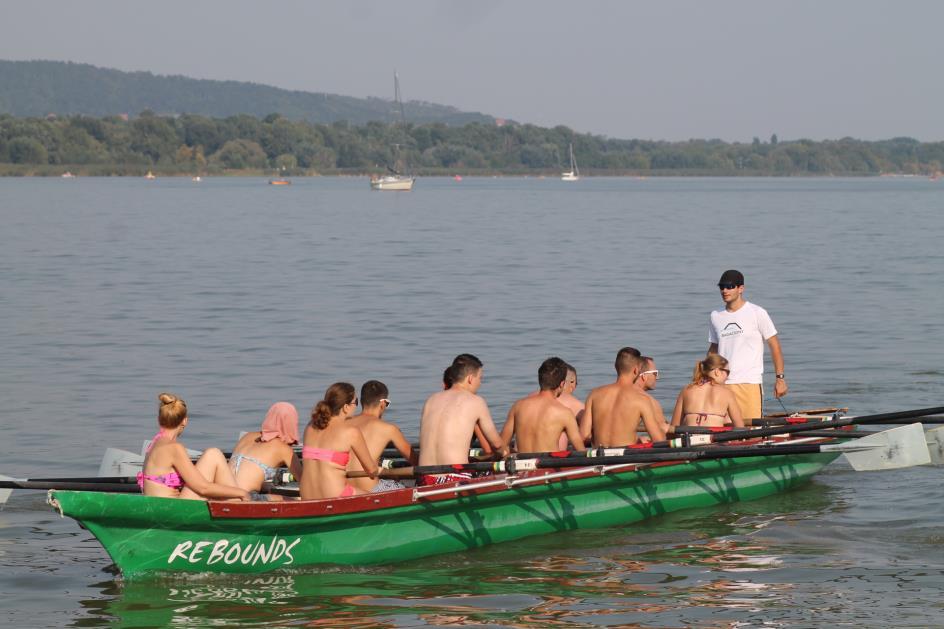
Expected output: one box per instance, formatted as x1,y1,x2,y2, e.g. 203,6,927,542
2,0,941,141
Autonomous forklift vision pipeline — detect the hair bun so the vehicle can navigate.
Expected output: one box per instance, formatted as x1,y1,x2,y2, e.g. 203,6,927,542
158,392,178,405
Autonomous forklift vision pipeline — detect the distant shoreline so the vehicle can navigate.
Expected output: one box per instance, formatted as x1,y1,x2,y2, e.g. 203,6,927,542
0,167,928,179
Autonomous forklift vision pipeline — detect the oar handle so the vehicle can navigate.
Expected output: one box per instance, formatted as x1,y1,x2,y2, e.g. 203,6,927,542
2,480,141,492
691,406,944,445
346,468,416,479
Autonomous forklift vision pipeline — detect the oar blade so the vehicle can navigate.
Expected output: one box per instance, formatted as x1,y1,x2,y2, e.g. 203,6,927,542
924,426,944,466
0,474,15,505
98,448,144,477
829,423,930,471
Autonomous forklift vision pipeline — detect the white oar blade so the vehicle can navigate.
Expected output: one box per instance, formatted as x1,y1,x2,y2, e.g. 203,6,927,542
140,440,202,459
924,426,944,466
98,448,144,477
0,474,15,505
826,423,930,471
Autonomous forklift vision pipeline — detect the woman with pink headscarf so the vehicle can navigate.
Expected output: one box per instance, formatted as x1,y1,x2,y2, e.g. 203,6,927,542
228,402,303,500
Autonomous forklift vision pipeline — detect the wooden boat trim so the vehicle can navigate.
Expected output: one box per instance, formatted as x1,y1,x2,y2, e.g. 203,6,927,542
207,435,821,520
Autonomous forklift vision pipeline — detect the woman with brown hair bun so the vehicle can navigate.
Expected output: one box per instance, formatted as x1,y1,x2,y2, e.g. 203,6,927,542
670,355,746,428
138,393,249,501
300,382,378,500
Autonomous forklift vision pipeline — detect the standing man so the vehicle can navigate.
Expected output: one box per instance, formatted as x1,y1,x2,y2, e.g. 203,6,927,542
708,270,787,423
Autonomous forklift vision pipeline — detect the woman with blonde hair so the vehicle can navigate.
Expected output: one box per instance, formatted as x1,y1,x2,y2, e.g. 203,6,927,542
670,355,745,428
138,393,249,501
229,402,303,500
300,383,378,500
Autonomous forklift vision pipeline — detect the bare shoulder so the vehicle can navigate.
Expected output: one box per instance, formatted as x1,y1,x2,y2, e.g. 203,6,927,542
343,424,365,440
552,401,576,421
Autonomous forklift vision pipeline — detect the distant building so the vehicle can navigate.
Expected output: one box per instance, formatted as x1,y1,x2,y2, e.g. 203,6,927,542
495,118,507,127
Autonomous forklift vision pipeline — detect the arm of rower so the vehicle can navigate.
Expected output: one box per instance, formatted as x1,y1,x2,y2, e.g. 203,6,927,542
639,402,666,442
350,428,378,478
388,424,418,466
670,391,685,427
288,451,303,481
578,394,593,445
767,334,788,398
476,401,508,457
499,405,516,451
171,446,248,500
473,424,493,455
561,409,583,451
651,397,666,424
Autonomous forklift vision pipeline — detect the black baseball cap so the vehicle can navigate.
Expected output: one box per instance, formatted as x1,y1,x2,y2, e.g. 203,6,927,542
718,270,744,287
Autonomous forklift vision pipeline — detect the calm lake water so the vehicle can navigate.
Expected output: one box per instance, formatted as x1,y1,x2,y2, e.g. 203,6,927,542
1,176,942,626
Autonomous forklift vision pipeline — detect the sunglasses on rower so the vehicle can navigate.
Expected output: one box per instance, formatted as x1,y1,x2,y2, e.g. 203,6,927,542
639,369,660,379
718,283,741,290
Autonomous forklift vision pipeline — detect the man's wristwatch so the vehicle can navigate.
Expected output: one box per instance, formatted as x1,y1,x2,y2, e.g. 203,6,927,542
776,373,785,379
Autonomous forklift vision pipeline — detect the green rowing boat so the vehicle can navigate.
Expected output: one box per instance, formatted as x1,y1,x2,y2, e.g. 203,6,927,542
48,452,838,577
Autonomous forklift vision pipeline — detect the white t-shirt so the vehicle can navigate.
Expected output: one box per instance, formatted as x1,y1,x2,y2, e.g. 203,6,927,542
708,301,778,384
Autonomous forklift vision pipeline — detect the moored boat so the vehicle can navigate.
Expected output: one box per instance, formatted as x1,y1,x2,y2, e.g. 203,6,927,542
369,174,415,191
48,450,838,577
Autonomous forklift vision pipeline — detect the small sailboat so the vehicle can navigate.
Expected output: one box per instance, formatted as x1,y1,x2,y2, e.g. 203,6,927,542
144,171,156,180
370,73,415,191
561,144,579,181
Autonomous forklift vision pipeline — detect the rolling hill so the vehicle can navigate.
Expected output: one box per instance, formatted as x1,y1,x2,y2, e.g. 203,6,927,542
0,60,496,126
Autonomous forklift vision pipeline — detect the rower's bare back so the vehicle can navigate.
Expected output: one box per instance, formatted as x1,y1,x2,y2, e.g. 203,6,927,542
589,384,649,447
513,397,579,453
419,389,486,465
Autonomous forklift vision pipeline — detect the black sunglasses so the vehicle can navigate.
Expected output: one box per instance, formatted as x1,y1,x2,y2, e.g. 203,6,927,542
718,283,741,290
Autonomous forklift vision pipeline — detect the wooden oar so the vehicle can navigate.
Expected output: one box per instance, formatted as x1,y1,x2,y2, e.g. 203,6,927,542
351,425,929,477
756,414,944,427
0,478,140,493
664,406,944,448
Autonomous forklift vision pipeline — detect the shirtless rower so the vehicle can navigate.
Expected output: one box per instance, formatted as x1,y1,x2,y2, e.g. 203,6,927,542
558,362,585,420
635,356,670,436
418,354,508,485
444,364,493,455
500,357,584,454
579,347,667,446
346,380,417,493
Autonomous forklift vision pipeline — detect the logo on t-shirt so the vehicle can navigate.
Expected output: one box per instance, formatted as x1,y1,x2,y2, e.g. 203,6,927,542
720,322,743,338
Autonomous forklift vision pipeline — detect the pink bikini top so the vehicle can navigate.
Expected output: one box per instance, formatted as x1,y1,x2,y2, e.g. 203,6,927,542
138,430,185,490
302,446,350,466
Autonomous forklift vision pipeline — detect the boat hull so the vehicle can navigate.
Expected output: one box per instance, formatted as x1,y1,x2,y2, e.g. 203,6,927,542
370,176,415,191
49,452,836,577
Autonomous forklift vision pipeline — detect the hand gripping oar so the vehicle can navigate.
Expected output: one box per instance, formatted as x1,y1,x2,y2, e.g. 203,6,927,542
664,406,944,448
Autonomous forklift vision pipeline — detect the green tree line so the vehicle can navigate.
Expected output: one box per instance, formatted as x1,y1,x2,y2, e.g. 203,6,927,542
2,112,943,176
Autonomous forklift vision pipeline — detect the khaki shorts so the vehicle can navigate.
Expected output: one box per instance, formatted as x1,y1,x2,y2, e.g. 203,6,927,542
727,383,763,424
